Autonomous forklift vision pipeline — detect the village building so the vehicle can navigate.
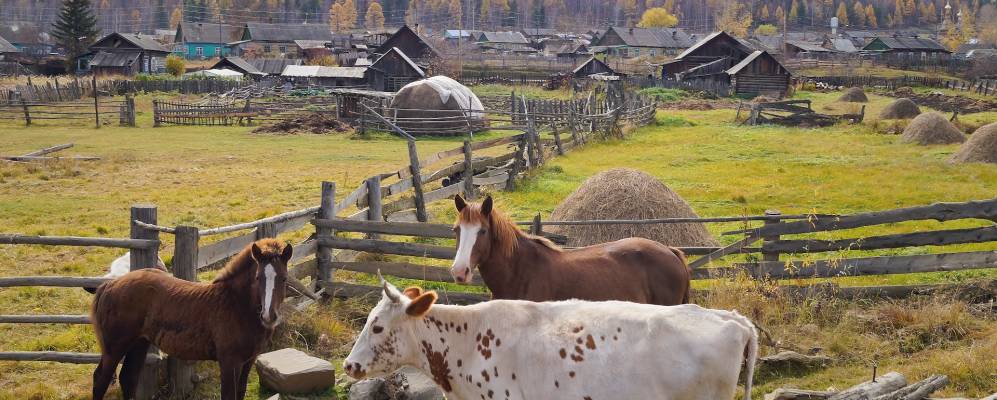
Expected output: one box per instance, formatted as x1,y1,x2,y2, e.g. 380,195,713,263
591,26,693,58
0,24,57,56
234,22,335,58
783,40,835,59
661,31,756,77
365,47,427,92
862,36,951,65
373,25,439,64
572,56,618,78
0,35,19,60
475,31,533,53
83,32,171,75
174,22,243,59
281,65,368,87
665,31,791,98
211,56,303,78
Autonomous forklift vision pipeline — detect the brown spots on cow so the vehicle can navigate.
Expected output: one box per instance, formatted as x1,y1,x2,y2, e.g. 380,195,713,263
555,380,560,388
457,359,462,367
477,382,482,388
617,327,622,333
493,366,499,377
585,335,597,350
576,337,583,344
574,345,584,355
569,371,576,378
464,322,469,331
511,373,516,380
612,335,618,341
584,397,593,400
570,345,585,362
488,389,494,398
559,348,567,359
482,336,490,347
505,389,510,397
456,325,462,333
495,338,501,347
481,369,490,382
572,326,583,333
477,329,496,360
420,341,453,392
600,335,605,341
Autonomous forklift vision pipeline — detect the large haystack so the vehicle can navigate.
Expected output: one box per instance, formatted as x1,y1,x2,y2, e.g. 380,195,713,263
838,87,868,102
548,168,718,248
901,112,966,145
879,98,921,119
389,76,485,136
950,123,997,163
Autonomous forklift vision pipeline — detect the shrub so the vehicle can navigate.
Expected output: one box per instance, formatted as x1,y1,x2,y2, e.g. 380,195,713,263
165,54,185,77
637,87,686,102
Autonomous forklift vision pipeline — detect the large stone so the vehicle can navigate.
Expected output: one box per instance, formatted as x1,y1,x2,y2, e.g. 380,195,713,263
255,348,335,394
385,367,445,400
350,377,388,400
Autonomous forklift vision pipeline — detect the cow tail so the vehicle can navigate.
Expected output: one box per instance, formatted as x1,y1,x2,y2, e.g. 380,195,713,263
742,318,758,400
669,247,691,304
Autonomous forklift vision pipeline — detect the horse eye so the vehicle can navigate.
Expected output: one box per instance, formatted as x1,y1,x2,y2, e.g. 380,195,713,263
478,229,485,235
372,325,384,334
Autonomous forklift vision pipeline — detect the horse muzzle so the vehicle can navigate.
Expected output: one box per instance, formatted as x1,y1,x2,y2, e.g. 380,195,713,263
450,266,474,284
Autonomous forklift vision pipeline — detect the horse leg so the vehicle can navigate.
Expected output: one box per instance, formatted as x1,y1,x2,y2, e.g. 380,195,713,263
92,347,127,400
119,339,152,400
235,359,254,400
218,358,242,400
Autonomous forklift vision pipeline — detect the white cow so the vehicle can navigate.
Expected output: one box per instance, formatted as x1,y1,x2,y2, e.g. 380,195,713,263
344,278,758,400
83,253,166,293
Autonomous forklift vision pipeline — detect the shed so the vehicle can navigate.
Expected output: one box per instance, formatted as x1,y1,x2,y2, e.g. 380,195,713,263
784,40,834,58
373,25,440,63
572,57,617,78
86,32,171,75
664,31,755,77
211,56,302,77
725,51,791,97
863,36,951,65
366,47,426,92
240,22,334,58
281,65,367,87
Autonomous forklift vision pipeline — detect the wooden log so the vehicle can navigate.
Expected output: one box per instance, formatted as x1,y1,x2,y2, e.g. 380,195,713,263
317,182,336,283
764,389,833,400
0,314,90,324
318,281,488,305
828,372,907,400
196,230,256,269
129,205,160,400
0,155,101,161
688,235,761,269
0,234,156,249
871,374,947,400
462,140,475,199
317,236,456,259
332,261,483,285
407,141,429,223
761,210,782,262
22,143,73,157
0,276,110,288
0,351,160,364
736,250,997,280
313,219,454,238
366,176,383,239
731,198,997,237
762,226,997,254
168,226,198,399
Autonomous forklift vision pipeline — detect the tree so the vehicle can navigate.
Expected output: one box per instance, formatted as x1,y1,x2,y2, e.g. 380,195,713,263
341,0,357,30
131,9,142,30
865,4,878,27
775,5,786,24
51,0,100,70
365,1,385,28
448,0,462,26
789,0,800,23
852,1,866,26
169,6,182,29
716,1,751,37
759,4,770,21
755,23,778,35
836,1,849,25
893,0,904,25
165,54,185,76
637,7,678,27
329,2,344,30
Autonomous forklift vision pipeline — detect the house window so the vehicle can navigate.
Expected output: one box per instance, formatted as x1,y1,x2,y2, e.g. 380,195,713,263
279,45,287,54
264,44,272,53
633,48,640,56
215,47,221,56
195,47,203,57
650,49,656,57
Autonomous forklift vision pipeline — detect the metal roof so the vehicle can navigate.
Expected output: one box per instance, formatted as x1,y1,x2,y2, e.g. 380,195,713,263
177,22,244,43
477,31,529,44
243,22,334,42
0,35,19,53
599,26,693,49
867,36,949,52
294,40,329,49
827,38,858,52
282,65,367,78
90,51,141,67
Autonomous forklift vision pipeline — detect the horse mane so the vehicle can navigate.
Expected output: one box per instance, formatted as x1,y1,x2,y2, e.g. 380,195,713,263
212,238,284,283
459,202,561,259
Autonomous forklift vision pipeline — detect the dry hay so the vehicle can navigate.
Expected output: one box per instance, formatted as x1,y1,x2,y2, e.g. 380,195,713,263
893,86,916,97
547,168,718,248
253,113,353,135
900,112,966,145
950,123,997,163
879,98,921,119
837,87,869,102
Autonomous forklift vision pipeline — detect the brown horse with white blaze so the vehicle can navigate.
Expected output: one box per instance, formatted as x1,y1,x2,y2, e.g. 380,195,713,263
90,239,304,400
451,195,692,305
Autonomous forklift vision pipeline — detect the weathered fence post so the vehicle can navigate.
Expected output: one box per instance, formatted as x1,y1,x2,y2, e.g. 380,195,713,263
130,204,161,400
256,221,278,239
530,214,543,235
505,135,528,191
552,123,564,155
760,209,782,267
365,176,383,239
19,98,30,126
462,140,475,199
407,140,428,222
53,77,62,102
153,100,161,127
168,225,198,399
316,182,336,284
126,95,137,126
92,75,100,129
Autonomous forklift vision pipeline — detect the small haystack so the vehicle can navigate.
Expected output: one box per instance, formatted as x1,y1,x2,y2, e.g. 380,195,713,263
950,123,997,163
879,98,921,119
901,112,966,145
837,87,868,102
548,168,718,248
389,76,485,136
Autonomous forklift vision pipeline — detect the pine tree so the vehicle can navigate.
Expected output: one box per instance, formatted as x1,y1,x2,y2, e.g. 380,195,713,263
789,0,800,23
365,1,386,28
865,4,878,27
759,4,770,21
836,1,849,24
775,5,786,24
51,0,100,69
853,1,866,26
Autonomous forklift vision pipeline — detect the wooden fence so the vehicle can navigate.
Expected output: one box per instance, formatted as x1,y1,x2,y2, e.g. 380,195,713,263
0,95,136,127
800,75,997,96
0,77,250,105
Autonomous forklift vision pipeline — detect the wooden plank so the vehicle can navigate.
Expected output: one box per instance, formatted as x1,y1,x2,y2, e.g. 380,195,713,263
333,261,483,285
763,226,997,254
688,235,761,269
733,198,997,237
469,134,525,151
314,219,454,238
0,314,90,324
274,213,313,235
472,172,510,186
423,182,464,204
198,206,319,236
22,143,73,157
0,155,101,162
318,281,489,305
0,351,160,364
318,236,456,259
737,250,997,279
339,183,368,210
407,140,428,222
0,234,156,249
196,230,256,269
290,240,317,265
0,276,110,288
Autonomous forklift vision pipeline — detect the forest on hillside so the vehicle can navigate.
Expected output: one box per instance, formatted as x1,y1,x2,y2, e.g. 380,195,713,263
1,0,994,41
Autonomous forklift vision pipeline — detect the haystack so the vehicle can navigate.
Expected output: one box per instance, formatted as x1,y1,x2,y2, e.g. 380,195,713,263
548,168,718,248
837,87,868,102
950,123,997,163
389,76,485,136
901,112,966,145
879,98,921,119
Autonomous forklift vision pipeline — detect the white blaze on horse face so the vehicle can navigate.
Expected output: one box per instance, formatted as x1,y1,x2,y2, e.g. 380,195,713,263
262,264,277,322
451,222,480,284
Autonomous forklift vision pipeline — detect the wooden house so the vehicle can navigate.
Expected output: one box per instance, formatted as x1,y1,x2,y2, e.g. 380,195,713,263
84,33,171,75
476,31,533,52
373,25,440,64
592,26,693,58
174,22,244,59
0,24,56,56
0,35,19,59
211,56,301,78
783,40,834,59
366,47,426,92
238,22,334,58
863,36,951,65
282,65,368,87
724,51,791,97
662,31,755,78
572,57,618,78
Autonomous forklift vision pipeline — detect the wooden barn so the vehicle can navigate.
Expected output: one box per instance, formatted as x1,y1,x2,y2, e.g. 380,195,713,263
281,65,367,87
863,36,951,66
572,57,618,78
85,32,171,76
661,31,755,78
211,56,302,78
365,47,426,92
725,51,792,97
373,25,439,65
662,31,791,98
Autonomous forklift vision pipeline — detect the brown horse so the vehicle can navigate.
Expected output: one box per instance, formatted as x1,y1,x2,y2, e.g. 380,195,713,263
451,195,691,305
90,239,295,400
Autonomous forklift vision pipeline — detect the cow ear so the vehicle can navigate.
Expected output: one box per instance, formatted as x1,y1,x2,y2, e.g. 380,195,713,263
481,196,493,216
251,243,264,262
405,291,438,317
402,287,423,300
280,242,293,263
454,194,467,211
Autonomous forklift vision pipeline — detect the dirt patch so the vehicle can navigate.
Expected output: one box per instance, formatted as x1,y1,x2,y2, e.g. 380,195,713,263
886,89,997,114
901,112,966,145
253,113,353,135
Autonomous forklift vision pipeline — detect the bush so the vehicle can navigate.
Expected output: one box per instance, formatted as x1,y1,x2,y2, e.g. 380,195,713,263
755,24,779,36
165,54,185,77
637,87,686,102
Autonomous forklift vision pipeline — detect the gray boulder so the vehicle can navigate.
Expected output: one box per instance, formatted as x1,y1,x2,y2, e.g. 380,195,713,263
255,348,335,395
349,367,445,400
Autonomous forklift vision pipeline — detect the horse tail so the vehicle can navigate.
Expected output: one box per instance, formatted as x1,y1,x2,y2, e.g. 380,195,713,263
89,282,109,351
668,247,692,304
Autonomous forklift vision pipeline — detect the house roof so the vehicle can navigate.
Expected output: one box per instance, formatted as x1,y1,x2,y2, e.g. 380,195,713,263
827,38,858,52
282,65,367,78
675,31,755,60
373,25,439,59
785,40,832,52
91,32,171,53
370,47,425,77
866,36,949,52
89,51,141,67
478,31,529,44
572,56,614,75
177,22,244,43
725,50,762,75
0,35,19,53
212,56,264,75
551,42,588,54
243,22,334,42
294,40,329,50
251,58,303,74
522,28,558,37
600,26,693,49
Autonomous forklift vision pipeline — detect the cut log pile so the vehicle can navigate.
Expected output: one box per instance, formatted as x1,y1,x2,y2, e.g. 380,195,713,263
1,143,100,163
765,372,954,400
743,100,864,127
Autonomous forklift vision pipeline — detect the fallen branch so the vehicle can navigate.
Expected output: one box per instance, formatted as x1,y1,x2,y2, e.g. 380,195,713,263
0,155,100,162
764,388,833,400
828,372,907,400
871,374,947,400
22,143,73,157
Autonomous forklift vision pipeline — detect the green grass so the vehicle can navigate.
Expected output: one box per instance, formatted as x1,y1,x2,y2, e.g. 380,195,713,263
1,86,995,398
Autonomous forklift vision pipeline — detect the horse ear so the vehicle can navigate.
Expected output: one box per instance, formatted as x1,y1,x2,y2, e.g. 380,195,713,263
280,242,293,263
402,287,423,300
251,243,264,262
454,194,467,211
405,291,438,317
481,196,493,216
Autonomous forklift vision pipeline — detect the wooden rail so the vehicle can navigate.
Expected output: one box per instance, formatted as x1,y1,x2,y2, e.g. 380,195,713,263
0,234,157,249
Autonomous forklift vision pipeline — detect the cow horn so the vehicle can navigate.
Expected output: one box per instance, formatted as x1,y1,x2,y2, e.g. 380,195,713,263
379,270,400,303
286,276,320,300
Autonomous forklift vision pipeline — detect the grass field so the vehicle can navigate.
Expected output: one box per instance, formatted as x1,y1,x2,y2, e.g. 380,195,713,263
1,86,995,399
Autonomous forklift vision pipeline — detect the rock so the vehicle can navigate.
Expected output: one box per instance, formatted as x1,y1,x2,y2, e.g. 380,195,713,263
266,395,280,400
759,351,832,370
385,366,446,400
764,388,833,400
255,348,335,395
350,377,388,400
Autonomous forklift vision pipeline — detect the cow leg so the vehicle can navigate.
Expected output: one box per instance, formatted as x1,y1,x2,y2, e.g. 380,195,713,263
92,347,127,400
236,358,254,400
119,339,152,400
